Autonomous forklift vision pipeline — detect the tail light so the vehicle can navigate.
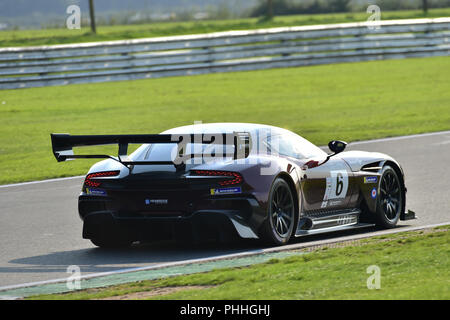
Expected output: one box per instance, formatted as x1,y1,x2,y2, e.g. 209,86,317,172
84,171,120,188
191,170,243,186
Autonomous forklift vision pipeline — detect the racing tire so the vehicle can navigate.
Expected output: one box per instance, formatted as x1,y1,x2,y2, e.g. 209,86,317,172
374,165,404,228
260,178,296,245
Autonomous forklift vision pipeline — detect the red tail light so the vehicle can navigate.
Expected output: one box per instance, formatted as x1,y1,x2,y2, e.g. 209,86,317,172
84,171,120,188
191,170,243,186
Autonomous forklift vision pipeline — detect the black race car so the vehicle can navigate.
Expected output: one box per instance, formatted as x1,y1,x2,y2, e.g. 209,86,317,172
51,123,414,247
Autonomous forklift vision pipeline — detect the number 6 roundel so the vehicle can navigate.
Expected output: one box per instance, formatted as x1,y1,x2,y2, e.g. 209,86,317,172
323,170,349,200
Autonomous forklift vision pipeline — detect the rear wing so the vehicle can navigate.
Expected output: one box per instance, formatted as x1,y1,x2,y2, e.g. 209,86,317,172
50,132,251,166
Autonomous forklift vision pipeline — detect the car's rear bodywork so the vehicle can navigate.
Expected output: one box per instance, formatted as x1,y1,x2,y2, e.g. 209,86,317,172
51,123,415,245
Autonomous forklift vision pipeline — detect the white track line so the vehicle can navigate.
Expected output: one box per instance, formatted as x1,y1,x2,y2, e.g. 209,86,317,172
1,130,450,189
348,130,450,145
0,221,448,293
0,176,84,189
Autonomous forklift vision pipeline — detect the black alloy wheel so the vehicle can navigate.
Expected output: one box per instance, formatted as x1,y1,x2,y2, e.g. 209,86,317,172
260,178,296,245
375,165,403,228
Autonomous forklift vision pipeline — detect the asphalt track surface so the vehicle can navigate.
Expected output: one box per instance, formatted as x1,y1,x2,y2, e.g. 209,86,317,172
0,131,449,287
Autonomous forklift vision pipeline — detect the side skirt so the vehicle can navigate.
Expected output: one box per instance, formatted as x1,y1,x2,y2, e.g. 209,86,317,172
295,209,375,237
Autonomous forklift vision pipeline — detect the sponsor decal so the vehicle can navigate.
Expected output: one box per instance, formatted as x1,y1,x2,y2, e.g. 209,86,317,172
328,200,342,206
86,188,107,196
364,176,378,184
322,199,342,208
371,187,377,199
145,199,168,205
210,187,242,195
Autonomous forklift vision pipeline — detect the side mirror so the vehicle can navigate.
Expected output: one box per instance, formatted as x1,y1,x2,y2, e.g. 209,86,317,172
328,140,347,154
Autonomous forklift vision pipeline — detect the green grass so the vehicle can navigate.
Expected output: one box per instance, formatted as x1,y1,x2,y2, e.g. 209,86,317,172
0,56,449,185
1,8,449,47
29,227,450,300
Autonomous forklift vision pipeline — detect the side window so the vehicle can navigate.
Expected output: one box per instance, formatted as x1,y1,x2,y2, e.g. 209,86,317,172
265,134,303,159
264,132,326,160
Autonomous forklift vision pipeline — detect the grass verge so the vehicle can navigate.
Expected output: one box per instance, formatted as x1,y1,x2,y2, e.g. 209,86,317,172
0,56,449,184
28,226,450,300
1,9,450,47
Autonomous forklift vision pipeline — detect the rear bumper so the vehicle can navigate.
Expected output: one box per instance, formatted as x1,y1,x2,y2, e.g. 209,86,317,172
79,196,264,242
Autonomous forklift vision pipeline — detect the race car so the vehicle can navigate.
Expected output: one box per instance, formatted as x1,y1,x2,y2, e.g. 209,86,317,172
51,123,414,248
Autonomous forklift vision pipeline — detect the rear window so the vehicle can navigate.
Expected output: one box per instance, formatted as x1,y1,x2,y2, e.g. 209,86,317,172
144,143,234,163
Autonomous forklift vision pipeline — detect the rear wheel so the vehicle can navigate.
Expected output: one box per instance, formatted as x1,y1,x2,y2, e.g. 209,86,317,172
374,165,403,228
260,178,296,245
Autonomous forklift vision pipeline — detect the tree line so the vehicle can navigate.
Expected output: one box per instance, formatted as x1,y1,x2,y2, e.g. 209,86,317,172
254,0,448,19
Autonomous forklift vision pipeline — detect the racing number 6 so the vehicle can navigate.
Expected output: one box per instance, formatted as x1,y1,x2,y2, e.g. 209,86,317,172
336,172,344,196
324,170,349,201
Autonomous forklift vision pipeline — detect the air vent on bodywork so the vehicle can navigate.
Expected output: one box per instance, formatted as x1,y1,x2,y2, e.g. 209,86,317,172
361,162,382,172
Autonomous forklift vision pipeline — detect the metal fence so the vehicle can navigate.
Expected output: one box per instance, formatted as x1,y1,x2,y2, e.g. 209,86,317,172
0,18,449,90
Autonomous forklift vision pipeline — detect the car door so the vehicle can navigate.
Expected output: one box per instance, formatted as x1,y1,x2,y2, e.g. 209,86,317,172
262,129,356,212
300,156,355,212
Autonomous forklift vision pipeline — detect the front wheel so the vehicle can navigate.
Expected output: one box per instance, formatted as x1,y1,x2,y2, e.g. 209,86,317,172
260,178,296,245
374,165,404,228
